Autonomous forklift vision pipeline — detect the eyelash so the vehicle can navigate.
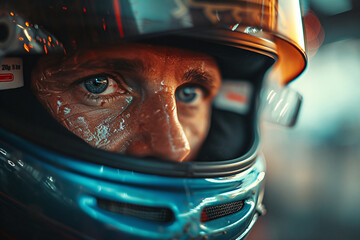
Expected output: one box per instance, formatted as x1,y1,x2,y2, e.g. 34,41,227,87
83,91,122,100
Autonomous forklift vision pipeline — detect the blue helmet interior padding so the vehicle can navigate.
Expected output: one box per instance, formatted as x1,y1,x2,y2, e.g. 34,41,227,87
0,128,266,239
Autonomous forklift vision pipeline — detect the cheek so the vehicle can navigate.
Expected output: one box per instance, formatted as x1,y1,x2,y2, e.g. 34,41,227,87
62,109,134,150
178,102,211,150
33,87,136,151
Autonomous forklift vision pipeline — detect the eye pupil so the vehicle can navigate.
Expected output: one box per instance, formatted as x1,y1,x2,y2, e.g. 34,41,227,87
84,76,108,94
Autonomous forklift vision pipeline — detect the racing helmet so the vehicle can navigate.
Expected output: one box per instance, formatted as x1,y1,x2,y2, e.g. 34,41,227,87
0,0,306,239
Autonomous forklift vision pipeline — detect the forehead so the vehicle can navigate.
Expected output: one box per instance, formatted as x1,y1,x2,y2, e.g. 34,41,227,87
72,43,219,66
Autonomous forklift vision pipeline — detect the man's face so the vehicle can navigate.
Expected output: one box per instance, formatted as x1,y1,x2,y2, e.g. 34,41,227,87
32,43,221,162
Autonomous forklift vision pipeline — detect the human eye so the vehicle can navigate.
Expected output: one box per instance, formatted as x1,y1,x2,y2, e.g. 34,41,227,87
175,85,206,105
79,75,125,95
77,74,128,106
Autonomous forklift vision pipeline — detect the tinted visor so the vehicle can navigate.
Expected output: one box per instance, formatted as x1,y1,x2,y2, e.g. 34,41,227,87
0,0,306,84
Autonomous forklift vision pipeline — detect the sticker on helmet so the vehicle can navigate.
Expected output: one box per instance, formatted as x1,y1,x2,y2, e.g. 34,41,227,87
0,58,24,90
214,80,252,114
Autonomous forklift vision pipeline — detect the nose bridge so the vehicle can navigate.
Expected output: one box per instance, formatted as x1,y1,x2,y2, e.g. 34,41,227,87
140,91,190,162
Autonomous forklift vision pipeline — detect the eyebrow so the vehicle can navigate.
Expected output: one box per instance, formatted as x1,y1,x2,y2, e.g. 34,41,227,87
78,58,147,73
43,58,147,79
182,69,217,89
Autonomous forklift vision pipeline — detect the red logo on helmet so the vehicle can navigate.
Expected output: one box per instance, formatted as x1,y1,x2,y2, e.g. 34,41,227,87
0,73,14,82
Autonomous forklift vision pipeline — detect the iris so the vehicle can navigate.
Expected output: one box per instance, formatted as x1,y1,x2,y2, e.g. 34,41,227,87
84,76,108,94
176,86,201,103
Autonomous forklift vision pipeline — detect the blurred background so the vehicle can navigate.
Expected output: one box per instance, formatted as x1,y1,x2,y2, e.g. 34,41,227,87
249,0,360,239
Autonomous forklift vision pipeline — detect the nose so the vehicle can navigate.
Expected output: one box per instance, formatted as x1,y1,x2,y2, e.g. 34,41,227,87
126,92,191,162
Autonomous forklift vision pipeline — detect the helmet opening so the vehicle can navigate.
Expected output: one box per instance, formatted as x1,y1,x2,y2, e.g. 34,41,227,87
0,35,274,176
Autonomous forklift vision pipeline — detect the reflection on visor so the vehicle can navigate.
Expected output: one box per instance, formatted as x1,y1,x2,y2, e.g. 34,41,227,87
1,0,306,85
262,84,302,127
0,12,63,59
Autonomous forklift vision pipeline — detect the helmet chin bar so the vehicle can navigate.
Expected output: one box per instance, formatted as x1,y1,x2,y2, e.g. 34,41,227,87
0,129,266,239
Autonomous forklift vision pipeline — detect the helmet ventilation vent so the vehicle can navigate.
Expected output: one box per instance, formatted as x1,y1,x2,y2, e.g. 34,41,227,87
97,198,174,223
201,200,244,222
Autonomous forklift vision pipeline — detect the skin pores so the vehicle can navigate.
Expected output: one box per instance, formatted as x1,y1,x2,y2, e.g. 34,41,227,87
31,43,221,162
